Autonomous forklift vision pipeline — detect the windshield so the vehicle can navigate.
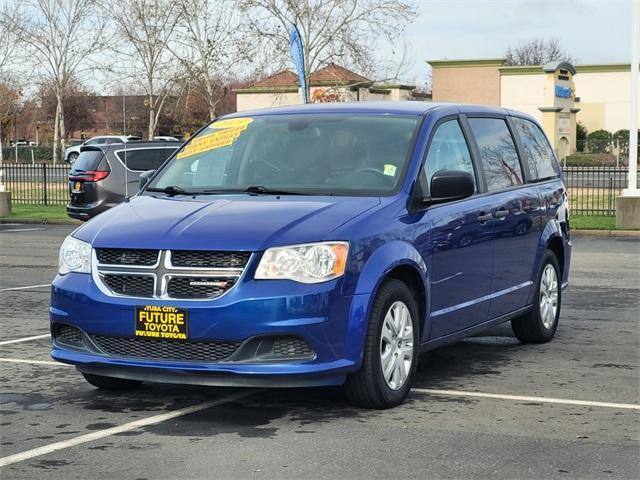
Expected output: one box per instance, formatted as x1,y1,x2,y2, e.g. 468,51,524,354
148,113,420,196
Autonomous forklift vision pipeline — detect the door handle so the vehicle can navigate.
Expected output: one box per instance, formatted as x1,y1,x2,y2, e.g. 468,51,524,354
477,212,493,223
495,208,509,220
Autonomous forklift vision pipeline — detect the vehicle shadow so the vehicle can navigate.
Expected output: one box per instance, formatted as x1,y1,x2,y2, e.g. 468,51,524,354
4,324,526,439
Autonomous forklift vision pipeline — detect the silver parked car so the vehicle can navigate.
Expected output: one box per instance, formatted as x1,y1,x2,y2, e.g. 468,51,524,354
67,140,180,220
64,135,142,164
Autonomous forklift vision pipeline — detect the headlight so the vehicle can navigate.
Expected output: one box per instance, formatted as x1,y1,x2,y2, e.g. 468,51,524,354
255,242,349,284
58,236,92,275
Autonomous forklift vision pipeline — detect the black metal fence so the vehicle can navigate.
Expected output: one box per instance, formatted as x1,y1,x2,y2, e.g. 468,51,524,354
563,166,639,216
0,163,638,214
1,163,69,205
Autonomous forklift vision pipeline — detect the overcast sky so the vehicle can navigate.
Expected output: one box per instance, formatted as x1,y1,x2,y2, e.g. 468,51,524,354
399,0,633,84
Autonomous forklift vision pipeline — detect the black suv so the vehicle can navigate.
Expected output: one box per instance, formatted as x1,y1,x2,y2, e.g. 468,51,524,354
67,141,181,220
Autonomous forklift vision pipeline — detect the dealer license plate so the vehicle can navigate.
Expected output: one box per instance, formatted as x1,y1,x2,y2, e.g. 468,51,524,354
135,305,189,340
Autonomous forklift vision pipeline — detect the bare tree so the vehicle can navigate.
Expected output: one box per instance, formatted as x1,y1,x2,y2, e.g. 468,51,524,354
172,0,240,121
12,0,107,163
505,38,575,66
238,0,417,97
0,5,20,74
0,5,23,164
107,0,182,139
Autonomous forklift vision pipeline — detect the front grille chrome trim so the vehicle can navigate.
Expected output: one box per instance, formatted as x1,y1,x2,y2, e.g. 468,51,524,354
92,249,251,301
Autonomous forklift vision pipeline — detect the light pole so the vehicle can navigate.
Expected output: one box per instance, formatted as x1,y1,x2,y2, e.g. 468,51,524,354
624,0,639,195
617,0,640,228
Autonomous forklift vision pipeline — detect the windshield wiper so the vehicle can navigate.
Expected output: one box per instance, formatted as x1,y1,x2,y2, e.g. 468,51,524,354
145,185,193,196
243,185,312,196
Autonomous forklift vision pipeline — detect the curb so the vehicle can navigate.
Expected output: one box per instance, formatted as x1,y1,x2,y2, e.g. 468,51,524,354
0,217,81,226
571,229,640,238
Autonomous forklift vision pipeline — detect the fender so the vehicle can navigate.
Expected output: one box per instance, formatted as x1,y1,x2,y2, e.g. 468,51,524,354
527,218,563,303
353,240,428,296
341,240,430,367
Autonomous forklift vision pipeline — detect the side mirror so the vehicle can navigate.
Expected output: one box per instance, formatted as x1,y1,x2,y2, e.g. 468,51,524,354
138,169,156,191
424,169,475,205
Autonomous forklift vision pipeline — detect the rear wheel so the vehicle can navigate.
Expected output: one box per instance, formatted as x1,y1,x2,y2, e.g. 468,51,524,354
82,373,142,390
511,250,561,343
345,279,419,409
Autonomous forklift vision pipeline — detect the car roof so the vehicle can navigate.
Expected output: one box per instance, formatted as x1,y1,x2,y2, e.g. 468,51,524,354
90,135,137,139
80,141,182,153
220,101,526,119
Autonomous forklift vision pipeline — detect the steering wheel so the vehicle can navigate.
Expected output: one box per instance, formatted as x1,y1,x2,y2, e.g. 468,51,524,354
350,167,396,187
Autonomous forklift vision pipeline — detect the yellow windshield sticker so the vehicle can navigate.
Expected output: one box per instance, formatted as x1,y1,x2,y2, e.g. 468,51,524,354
383,164,397,176
178,118,254,159
209,117,253,130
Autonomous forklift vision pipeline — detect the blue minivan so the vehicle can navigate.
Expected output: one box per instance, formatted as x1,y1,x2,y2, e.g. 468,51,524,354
51,102,570,408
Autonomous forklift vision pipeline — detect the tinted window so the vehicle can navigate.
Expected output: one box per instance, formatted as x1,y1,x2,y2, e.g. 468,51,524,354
469,118,523,191
73,150,104,171
424,119,475,190
84,138,100,146
116,148,177,171
150,114,420,196
512,117,559,181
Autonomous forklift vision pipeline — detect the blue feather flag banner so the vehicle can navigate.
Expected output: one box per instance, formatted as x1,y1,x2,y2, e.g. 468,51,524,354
290,24,308,104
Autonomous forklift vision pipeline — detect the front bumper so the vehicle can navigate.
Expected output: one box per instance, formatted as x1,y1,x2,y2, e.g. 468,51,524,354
50,272,371,387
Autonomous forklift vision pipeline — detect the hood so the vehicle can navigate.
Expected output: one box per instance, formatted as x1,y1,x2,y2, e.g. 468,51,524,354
75,194,381,251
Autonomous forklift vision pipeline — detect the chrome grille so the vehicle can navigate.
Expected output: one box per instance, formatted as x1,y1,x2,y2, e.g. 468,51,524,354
171,250,251,269
166,276,237,299
96,248,158,266
91,335,241,362
103,274,154,297
93,249,249,300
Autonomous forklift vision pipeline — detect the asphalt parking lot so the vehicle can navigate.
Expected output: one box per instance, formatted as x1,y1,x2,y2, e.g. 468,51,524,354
0,224,638,479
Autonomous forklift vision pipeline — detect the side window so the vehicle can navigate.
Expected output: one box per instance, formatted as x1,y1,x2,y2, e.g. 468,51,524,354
424,119,476,190
468,118,523,191
84,138,99,145
117,148,177,171
512,117,559,181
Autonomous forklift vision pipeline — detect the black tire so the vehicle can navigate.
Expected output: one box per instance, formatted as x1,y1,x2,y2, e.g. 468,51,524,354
345,279,420,409
82,373,142,390
68,152,79,164
511,250,561,343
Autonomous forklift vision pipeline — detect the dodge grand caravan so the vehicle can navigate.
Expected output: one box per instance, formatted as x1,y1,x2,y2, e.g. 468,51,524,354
51,103,570,408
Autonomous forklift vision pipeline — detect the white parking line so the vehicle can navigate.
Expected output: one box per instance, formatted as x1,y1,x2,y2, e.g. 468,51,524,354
0,284,50,292
413,388,640,411
0,227,46,232
0,390,255,467
0,357,69,367
0,334,50,346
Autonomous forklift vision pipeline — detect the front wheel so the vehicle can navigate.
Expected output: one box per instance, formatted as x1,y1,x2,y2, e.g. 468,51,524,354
511,250,561,343
345,279,420,409
68,152,79,164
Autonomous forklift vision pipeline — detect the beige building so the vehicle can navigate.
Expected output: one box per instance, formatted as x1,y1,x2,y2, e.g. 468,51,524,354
235,63,422,112
429,58,640,154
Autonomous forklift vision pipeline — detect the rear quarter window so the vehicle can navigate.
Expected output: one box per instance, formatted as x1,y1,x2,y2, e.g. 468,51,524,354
512,117,560,181
116,148,177,171
73,150,105,171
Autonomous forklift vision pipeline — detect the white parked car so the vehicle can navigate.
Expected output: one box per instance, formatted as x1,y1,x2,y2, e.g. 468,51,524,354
153,136,181,142
64,135,141,164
